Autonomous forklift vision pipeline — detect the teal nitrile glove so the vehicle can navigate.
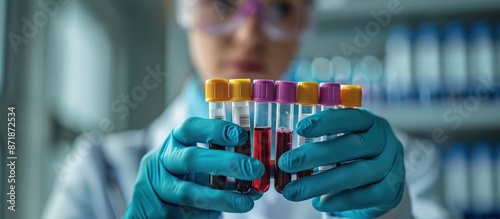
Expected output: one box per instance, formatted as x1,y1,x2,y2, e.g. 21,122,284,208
278,108,406,218
125,117,265,219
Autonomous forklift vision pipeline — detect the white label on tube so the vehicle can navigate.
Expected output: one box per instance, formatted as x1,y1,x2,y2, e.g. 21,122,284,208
233,106,250,128
239,115,250,128
213,115,224,120
298,113,314,145
209,108,225,121
299,113,310,121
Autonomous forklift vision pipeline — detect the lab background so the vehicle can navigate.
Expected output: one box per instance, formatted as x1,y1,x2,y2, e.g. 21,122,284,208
1,0,500,218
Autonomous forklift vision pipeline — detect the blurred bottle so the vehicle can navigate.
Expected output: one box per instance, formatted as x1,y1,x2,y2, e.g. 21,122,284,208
352,59,370,107
414,23,441,107
312,57,333,82
294,59,314,82
443,22,468,99
443,142,469,216
497,23,500,99
469,21,495,99
496,143,500,216
470,142,496,218
352,56,384,107
363,56,384,105
331,56,352,85
384,25,413,105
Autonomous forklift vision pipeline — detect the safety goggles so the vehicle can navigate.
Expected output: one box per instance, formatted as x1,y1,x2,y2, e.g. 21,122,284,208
178,0,313,41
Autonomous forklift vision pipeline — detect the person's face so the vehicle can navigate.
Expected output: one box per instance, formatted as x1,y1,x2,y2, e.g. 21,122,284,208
188,0,306,82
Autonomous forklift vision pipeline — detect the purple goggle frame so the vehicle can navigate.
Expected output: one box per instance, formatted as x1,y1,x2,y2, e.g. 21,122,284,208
180,0,313,41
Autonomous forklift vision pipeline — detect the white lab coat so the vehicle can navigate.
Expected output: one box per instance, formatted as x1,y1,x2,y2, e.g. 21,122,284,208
43,77,451,219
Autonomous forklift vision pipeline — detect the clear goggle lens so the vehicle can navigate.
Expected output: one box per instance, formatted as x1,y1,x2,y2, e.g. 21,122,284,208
179,0,312,41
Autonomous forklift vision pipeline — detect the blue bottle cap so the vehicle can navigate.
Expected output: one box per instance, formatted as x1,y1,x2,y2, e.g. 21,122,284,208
471,21,492,39
388,24,412,38
471,141,493,160
417,23,439,37
446,142,468,161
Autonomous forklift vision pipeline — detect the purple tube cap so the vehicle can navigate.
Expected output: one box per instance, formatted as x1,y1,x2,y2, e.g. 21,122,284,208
319,82,341,106
275,80,297,104
252,79,275,102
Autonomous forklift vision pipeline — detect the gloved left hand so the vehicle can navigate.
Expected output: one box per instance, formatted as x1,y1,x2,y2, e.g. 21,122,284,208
125,118,264,218
278,108,406,218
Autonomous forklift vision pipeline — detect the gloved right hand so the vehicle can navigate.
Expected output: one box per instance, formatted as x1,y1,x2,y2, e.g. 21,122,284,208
124,117,265,219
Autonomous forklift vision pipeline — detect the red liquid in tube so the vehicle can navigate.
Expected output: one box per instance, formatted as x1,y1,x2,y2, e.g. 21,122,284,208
253,127,271,193
235,130,252,193
209,142,227,189
275,129,293,193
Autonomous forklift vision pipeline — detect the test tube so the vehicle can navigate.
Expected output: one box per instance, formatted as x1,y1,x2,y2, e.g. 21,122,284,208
319,82,341,140
318,82,341,171
274,81,296,193
229,79,252,193
338,85,363,165
340,85,363,129
296,82,319,179
205,79,229,190
251,80,274,194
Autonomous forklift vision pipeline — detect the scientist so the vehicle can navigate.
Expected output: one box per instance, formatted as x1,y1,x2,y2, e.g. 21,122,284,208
44,0,450,218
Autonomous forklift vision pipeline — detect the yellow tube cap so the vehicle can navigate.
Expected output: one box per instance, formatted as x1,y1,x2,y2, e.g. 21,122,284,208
297,82,319,105
229,79,252,102
341,85,362,107
205,79,229,102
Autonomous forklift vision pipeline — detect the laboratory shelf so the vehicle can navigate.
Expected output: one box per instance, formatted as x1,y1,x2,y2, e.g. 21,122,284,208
315,0,500,22
370,101,500,134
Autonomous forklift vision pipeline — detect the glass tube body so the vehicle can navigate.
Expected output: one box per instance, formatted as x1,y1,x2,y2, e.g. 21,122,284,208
253,102,272,193
296,104,315,179
275,103,294,193
320,105,339,141
208,102,227,189
318,105,339,171
232,101,252,193
337,105,359,137
337,106,359,165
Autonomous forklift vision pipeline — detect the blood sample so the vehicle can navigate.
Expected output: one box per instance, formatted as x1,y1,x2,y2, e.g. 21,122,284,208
274,81,296,193
318,82,341,171
275,129,293,192
296,82,318,179
205,79,229,190
251,80,274,193
253,127,271,193
229,79,252,193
